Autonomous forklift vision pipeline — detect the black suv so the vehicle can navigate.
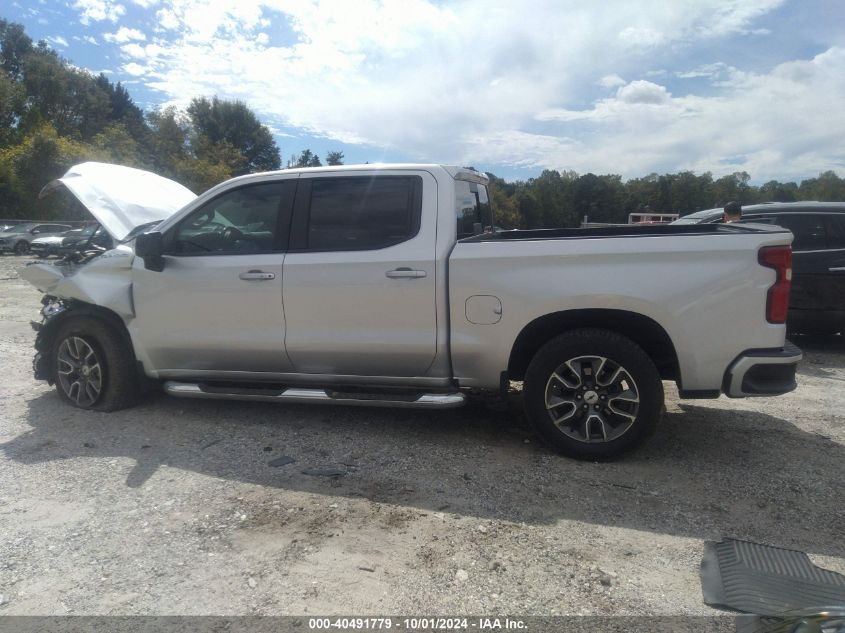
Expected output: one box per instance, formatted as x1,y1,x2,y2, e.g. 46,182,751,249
673,202,845,334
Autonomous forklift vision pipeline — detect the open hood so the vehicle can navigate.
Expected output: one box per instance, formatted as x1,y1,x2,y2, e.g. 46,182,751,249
40,162,196,241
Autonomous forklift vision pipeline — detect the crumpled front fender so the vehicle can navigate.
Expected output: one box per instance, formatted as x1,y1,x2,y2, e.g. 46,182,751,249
18,245,136,319
31,295,136,383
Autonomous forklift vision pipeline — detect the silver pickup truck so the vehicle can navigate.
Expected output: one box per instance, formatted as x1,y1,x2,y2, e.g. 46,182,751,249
21,162,802,458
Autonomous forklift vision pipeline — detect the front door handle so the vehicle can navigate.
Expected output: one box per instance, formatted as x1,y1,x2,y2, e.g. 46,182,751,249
386,268,427,279
239,270,275,281
829,267,845,272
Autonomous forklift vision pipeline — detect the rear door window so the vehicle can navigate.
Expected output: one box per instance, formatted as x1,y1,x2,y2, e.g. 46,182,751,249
766,214,827,251
738,215,775,225
825,215,845,249
296,176,422,251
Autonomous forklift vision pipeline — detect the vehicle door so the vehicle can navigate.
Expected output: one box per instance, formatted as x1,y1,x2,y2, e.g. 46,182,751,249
29,224,53,239
758,213,829,313
822,214,845,317
37,224,70,238
132,178,297,374
282,171,438,377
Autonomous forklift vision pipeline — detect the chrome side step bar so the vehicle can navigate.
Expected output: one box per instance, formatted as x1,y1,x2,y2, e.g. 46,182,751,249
163,381,466,409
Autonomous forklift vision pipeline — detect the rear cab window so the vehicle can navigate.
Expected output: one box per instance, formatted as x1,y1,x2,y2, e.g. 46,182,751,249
455,180,492,239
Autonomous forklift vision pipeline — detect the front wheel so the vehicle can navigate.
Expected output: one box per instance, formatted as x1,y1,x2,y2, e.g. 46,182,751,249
51,316,139,411
523,328,663,459
13,240,29,255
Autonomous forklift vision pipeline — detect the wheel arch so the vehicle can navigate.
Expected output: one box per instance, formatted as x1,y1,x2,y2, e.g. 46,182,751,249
35,299,135,383
507,309,680,382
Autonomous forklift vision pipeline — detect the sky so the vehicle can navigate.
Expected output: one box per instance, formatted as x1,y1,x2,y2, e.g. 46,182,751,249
5,0,845,183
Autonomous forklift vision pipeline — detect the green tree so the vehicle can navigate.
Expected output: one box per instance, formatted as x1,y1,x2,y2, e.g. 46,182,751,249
294,149,322,167
0,72,25,146
1,124,96,219
91,123,144,167
145,106,189,177
712,171,752,206
21,48,111,139
759,180,798,202
186,96,280,173
326,150,344,166
0,18,33,79
799,171,845,201
486,173,521,228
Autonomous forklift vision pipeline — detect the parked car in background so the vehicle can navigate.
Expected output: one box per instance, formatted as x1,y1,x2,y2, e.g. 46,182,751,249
0,223,73,255
671,207,724,224
673,202,845,334
30,229,82,258
58,224,113,256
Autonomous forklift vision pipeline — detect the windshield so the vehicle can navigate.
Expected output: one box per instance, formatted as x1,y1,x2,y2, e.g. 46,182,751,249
5,223,35,233
671,217,706,225
455,180,493,239
121,221,161,242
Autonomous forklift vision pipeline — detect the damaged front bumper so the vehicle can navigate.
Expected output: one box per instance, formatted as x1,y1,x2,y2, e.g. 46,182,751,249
31,296,69,382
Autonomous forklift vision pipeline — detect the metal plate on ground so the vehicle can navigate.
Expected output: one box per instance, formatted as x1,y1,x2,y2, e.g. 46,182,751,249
702,538,845,616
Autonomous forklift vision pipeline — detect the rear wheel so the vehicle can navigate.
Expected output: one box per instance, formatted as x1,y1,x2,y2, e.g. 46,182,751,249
51,316,139,411
13,240,29,255
523,328,663,459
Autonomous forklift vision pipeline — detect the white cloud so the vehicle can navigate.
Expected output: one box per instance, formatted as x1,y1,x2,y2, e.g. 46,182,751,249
616,80,672,104
598,74,626,89
694,0,783,37
122,62,147,75
155,8,180,30
83,35,99,45
533,47,845,180
121,42,146,58
103,0,845,181
676,62,731,80
104,27,147,43
73,0,126,24
47,35,68,47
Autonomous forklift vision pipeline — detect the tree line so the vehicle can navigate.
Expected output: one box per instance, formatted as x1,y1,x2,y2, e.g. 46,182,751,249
486,168,845,229
2,18,844,225
0,19,343,220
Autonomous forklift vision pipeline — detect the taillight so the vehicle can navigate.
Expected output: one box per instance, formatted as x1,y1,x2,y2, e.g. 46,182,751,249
758,245,792,324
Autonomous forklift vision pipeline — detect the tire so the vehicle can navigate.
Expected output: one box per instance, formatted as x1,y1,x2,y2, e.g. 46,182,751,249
523,328,663,459
50,316,139,412
13,240,29,255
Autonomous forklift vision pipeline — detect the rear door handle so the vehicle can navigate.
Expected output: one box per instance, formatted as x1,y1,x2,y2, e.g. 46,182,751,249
829,267,845,272
239,270,275,280
386,268,427,279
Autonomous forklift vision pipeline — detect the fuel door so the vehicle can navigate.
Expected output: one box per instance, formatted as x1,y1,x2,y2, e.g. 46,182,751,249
465,295,502,325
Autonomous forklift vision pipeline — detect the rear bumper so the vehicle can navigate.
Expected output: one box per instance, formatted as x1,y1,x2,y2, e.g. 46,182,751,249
723,341,802,397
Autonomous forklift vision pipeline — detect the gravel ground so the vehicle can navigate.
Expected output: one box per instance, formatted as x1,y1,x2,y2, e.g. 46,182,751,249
0,253,843,616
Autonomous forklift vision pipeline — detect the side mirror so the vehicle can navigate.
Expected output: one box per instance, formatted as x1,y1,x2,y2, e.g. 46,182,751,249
134,231,165,272
31,229,40,235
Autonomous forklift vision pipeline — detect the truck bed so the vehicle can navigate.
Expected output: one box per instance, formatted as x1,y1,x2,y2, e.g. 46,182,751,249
460,222,790,243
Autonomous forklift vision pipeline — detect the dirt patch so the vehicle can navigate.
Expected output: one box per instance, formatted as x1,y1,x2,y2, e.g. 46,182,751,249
1,254,843,615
